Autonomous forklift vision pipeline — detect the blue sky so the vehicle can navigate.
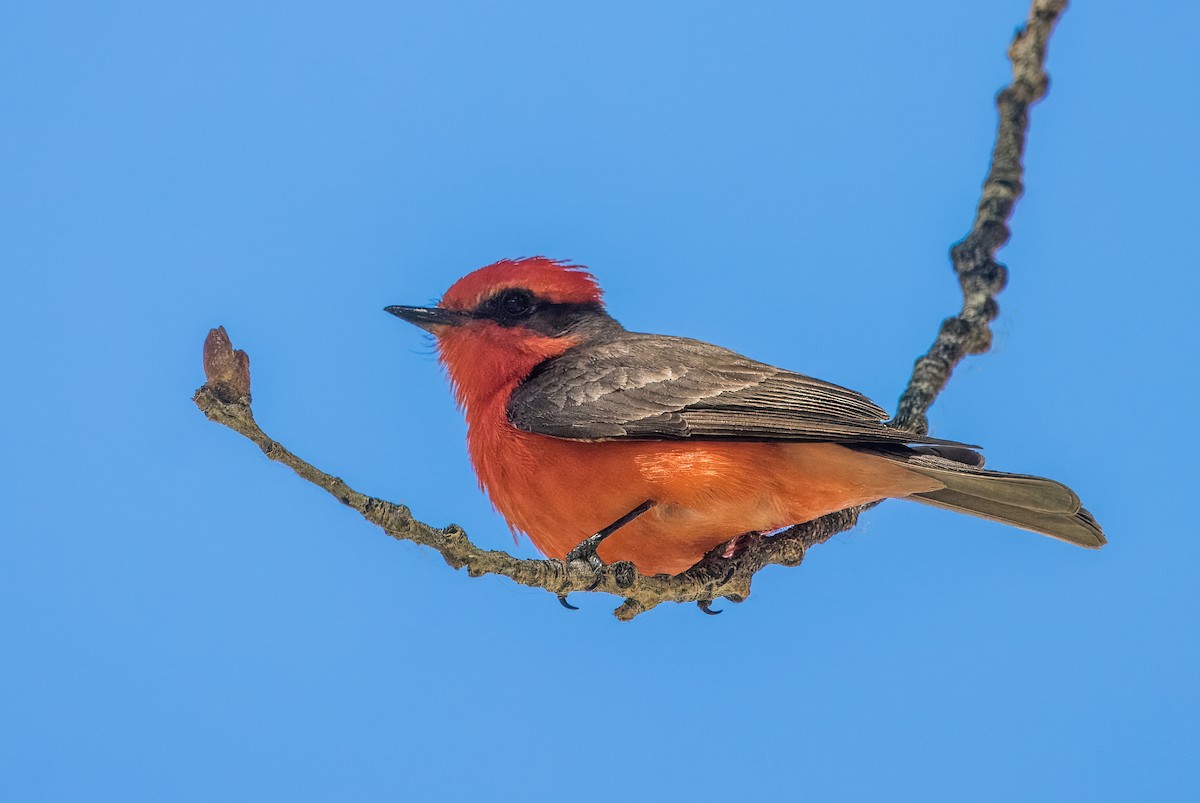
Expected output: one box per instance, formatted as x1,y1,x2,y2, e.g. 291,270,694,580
3,1,1198,800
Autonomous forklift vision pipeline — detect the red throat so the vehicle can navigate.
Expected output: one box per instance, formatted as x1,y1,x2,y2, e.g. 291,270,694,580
435,324,578,412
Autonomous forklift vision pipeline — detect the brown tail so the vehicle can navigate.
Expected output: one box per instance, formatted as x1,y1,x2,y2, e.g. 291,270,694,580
872,448,1105,548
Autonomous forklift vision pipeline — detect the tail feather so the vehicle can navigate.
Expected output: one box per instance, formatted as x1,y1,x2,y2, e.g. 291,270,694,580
870,449,1106,548
910,487,1105,548
904,454,1081,514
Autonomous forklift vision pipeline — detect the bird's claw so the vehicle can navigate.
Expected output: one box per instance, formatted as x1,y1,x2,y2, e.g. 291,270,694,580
697,599,722,615
558,594,579,610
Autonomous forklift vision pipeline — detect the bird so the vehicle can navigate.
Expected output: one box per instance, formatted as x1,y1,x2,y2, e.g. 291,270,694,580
386,257,1104,577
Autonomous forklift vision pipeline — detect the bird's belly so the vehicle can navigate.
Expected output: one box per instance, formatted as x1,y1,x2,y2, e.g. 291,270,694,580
473,429,937,576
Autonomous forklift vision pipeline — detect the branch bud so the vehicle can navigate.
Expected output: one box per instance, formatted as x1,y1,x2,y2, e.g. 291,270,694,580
202,326,252,405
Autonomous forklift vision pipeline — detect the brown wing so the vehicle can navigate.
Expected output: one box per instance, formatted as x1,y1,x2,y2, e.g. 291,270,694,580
507,333,976,448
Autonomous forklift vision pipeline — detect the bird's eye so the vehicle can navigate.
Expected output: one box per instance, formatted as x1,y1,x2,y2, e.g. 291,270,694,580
498,289,534,319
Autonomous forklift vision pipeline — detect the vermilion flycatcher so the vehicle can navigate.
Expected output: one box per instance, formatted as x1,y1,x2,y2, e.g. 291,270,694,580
387,257,1103,576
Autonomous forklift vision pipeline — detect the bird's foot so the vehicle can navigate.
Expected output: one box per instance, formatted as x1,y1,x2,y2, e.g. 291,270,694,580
562,533,611,600
557,499,657,611
565,532,609,572
558,536,607,610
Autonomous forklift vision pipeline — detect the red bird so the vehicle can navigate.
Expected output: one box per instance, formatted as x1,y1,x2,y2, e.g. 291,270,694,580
387,257,1104,576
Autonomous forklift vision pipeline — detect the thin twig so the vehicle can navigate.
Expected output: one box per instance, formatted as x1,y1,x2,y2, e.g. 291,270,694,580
193,0,1069,620
894,0,1067,433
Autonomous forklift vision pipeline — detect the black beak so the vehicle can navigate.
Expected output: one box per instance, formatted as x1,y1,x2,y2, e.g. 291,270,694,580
384,305,469,332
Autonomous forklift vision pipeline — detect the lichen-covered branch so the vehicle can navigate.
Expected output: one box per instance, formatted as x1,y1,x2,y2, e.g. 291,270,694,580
193,0,1069,620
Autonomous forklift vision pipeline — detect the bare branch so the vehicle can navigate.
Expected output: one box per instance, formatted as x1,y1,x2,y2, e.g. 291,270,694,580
193,0,1069,619
894,0,1068,433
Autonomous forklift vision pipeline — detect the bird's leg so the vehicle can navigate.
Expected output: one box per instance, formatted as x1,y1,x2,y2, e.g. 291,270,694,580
564,499,657,570
557,500,656,611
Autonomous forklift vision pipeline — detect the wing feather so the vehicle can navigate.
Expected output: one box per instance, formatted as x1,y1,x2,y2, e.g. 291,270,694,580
507,334,974,448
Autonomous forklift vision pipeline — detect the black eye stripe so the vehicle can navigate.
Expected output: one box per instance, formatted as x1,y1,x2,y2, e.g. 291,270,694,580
473,290,605,334
500,289,533,316
477,289,536,325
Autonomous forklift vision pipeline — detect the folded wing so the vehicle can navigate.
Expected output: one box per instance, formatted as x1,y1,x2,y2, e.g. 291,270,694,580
507,334,975,448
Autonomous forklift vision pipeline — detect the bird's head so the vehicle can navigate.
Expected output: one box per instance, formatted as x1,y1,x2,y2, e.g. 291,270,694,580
387,257,619,408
